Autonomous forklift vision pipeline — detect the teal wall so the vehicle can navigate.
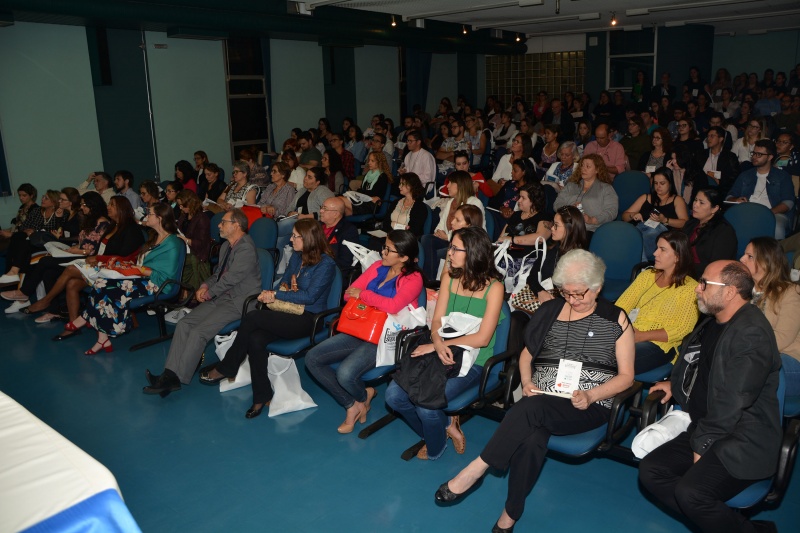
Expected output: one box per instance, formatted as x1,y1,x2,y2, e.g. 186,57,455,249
323,46,357,134
476,55,487,110
426,54,459,117
354,46,400,130
270,39,325,143
0,22,103,224
712,31,800,78
144,31,230,180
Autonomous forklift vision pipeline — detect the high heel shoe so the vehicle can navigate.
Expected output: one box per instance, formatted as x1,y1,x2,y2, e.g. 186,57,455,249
199,365,233,386
246,402,270,419
364,387,377,413
492,522,514,533
447,415,466,454
85,339,113,355
337,405,367,433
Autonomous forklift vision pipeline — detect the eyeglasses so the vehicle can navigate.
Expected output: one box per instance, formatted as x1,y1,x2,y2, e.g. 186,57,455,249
382,246,398,254
559,287,591,300
290,233,302,240
698,278,728,291
59,197,69,202
233,169,244,175
747,124,761,129
678,123,689,128
750,151,769,158
219,219,236,225
448,244,467,253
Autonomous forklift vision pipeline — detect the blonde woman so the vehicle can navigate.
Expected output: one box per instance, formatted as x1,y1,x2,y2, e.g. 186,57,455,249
341,151,392,217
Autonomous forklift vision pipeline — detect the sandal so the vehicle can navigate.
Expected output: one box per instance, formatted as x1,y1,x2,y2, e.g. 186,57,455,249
447,416,466,454
85,339,113,355
416,444,429,460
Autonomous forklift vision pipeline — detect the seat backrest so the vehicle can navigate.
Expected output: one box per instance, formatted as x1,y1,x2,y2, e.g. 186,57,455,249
613,171,651,220
326,267,344,315
493,301,512,355
422,202,433,235
249,217,278,250
485,210,496,240
590,221,643,282
256,248,275,289
724,202,776,257
543,184,558,216
375,180,393,219
209,211,225,242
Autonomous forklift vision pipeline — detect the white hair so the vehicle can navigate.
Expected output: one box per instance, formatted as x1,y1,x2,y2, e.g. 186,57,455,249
552,249,605,291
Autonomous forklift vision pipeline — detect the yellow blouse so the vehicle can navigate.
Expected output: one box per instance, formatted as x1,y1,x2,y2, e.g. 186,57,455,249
615,269,699,360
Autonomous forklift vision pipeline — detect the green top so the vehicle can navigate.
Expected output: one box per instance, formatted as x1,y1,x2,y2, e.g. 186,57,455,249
142,234,182,287
446,277,504,367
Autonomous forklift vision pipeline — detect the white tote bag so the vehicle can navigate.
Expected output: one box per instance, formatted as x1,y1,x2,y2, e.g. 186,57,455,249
213,331,253,393
438,312,482,377
375,305,428,367
631,406,692,459
342,240,382,272
267,354,317,416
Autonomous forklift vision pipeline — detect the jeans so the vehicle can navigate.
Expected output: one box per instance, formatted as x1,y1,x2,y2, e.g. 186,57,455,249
636,222,668,262
634,342,674,375
420,234,449,280
781,353,800,397
305,334,377,408
385,365,481,460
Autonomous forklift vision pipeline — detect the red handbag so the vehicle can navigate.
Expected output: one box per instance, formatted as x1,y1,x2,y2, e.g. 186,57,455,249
336,298,387,344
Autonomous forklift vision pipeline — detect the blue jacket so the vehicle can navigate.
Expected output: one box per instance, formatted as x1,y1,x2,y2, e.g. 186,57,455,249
727,166,794,211
277,252,337,314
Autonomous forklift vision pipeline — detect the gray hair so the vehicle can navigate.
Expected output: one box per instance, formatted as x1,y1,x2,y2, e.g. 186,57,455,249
228,208,250,233
552,249,605,291
558,141,580,160
233,160,250,179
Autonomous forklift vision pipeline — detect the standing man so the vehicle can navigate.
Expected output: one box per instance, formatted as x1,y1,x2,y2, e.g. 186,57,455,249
639,261,782,533
726,139,795,238
702,126,740,197
113,170,142,210
399,129,437,190
583,124,627,177
143,208,262,396
298,131,322,170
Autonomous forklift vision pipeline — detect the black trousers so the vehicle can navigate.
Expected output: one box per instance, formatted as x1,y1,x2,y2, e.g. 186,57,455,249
7,231,35,271
480,395,609,521
20,255,66,297
216,308,316,404
639,431,760,533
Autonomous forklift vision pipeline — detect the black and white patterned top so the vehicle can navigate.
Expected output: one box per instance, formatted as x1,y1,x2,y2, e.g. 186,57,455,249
533,307,622,409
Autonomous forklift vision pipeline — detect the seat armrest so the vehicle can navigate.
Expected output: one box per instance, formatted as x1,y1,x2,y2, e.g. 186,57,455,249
602,382,644,448
478,348,516,400
641,390,668,428
310,306,343,346
767,418,800,504
393,327,428,365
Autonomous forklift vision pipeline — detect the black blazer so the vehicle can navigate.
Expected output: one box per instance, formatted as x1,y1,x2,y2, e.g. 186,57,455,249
381,199,428,237
104,223,146,258
327,218,359,271
671,304,782,480
682,216,738,279
702,149,740,197
541,109,575,140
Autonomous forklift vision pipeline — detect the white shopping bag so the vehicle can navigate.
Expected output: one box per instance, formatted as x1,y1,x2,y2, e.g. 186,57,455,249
343,190,374,205
213,331,253,393
631,406,692,459
375,305,428,367
267,354,317,416
342,240,382,272
439,312,482,377
276,244,294,276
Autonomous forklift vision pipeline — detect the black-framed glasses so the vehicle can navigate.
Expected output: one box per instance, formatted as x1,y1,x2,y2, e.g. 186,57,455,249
559,287,591,300
448,244,467,253
382,245,398,254
750,151,769,158
290,233,303,240
698,278,728,291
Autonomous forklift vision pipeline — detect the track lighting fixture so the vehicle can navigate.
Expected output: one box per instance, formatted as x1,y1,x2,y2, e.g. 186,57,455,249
462,25,468,35
610,12,617,26
391,15,396,27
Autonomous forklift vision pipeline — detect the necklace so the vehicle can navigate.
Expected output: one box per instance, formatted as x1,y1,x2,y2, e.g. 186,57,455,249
563,301,598,358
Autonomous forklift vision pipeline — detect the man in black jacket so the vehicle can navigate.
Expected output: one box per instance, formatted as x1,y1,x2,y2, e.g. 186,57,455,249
639,260,782,533
540,98,575,141
702,126,740,198
319,197,358,271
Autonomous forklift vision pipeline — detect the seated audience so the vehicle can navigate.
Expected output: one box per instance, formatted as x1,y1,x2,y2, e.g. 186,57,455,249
741,237,800,395
538,124,561,168
621,116,652,171
386,227,504,460
197,162,226,204
175,190,211,294
616,231,699,374
318,197,358,272
144,208,261,396
174,160,198,193
553,153,618,233
321,148,345,194
489,158,535,216
258,162,296,218
639,261,781,533
305,230,424,433
583,124,626,178
622,167,689,260
78,172,115,204
298,132,323,170
732,117,767,164
113,170,142,210
198,219,336,418
381,173,427,237
435,249,633,532
399,130,437,189
701,126,740,197
542,142,579,191
666,145,703,204
496,183,552,278
341,151,391,217
239,148,269,186
681,188,737,279
492,133,535,186
637,126,673,177
217,161,258,210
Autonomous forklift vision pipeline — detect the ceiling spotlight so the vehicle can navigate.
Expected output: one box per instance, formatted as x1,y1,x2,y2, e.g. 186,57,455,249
515,33,521,42
391,15,396,27
610,12,617,26
462,25,468,35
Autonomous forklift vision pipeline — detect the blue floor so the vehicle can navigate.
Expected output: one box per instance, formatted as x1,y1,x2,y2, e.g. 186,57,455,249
2,311,799,532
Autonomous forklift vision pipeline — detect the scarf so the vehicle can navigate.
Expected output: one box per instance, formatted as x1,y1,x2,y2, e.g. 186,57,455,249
363,169,381,189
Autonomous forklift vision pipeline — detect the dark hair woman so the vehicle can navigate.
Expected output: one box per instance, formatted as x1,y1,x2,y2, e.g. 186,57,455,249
321,148,345,193
199,218,338,419
76,202,181,354
386,227,505,460
681,188,737,278
174,160,198,193
306,229,424,432
381,172,427,237
176,189,211,293
616,230,699,373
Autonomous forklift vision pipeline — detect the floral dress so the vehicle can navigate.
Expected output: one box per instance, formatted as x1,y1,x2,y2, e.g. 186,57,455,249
83,235,182,337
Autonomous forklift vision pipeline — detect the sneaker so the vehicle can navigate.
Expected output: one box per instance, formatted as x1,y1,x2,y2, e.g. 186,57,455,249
165,308,189,324
0,274,20,285
5,300,31,314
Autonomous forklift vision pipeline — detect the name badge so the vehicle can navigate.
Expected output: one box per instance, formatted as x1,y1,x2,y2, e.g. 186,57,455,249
554,359,583,394
629,308,639,323
644,218,660,229
64,231,71,238
392,223,406,230
692,89,698,97
723,112,730,119
715,89,722,96
792,88,798,95
713,170,721,180
645,165,656,174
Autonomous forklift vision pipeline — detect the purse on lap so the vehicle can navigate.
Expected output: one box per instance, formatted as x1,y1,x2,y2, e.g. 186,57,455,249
336,297,388,344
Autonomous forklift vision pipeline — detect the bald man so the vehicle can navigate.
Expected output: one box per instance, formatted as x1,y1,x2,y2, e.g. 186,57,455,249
583,124,627,177
319,196,358,271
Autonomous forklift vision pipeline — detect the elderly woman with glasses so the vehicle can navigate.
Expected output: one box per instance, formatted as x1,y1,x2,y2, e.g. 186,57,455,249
305,230,424,433
434,249,634,532
217,161,258,211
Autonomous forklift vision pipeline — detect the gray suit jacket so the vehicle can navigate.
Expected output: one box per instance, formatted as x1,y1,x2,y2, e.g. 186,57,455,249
205,233,262,305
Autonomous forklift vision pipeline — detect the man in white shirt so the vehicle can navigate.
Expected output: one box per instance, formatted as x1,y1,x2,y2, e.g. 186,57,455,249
399,130,436,191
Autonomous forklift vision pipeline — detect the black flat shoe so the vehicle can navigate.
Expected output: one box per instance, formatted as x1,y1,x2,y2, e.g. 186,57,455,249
52,328,82,341
245,402,269,419
492,523,514,533
435,482,464,503
143,370,181,398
